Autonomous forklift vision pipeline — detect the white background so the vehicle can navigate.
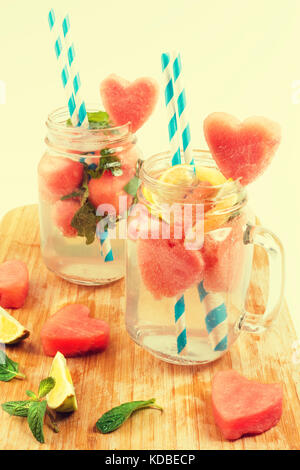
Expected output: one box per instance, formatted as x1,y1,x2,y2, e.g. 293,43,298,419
0,0,299,334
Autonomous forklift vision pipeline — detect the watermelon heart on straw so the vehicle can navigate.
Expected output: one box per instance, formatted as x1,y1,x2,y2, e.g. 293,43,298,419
47,9,113,262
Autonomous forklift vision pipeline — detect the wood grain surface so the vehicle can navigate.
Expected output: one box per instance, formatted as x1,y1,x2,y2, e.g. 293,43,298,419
0,205,299,450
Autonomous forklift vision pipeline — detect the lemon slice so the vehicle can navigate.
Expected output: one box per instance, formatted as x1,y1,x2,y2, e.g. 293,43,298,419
0,307,30,344
47,351,78,413
195,165,227,186
159,164,196,185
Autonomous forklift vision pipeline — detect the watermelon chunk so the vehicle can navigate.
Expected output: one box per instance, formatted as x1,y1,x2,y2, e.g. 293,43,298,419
137,238,204,299
38,154,84,202
88,164,136,215
100,74,159,133
52,199,81,237
41,304,110,357
212,370,283,440
204,113,281,185
0,260,29,309
201,215,244,292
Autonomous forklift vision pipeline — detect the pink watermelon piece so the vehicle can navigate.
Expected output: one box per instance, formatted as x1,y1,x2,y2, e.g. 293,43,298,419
100,74,159,133
204,113,281,185
38,154,84,202
137,238,204,299
201,215,245,293
0,260,29,309
212,370,283,440
41,304,110,357
52,199,81,237
88,164,136,215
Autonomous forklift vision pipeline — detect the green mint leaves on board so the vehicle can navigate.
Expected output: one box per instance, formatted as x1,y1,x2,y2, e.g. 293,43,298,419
1,376,57,444
66,110,111,129
38,377,56,399
96,399,163,434
1,400,32,417
27,400,48,444
0,350,25,382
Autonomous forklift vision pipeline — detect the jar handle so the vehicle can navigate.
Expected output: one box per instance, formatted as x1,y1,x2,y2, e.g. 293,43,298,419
239,224,285,333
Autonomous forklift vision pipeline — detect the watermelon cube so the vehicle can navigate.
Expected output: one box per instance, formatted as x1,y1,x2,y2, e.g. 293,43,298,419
41,304,110,357
0,260,29,309
52,199,81,237
212,370,283,440
38,154,84,202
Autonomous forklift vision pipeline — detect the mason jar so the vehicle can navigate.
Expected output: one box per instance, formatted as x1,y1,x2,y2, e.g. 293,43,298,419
38,105,143,285
126,150,284,365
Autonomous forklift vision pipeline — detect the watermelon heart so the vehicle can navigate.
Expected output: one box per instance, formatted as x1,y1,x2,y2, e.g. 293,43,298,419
41,304,110,357
0,260,29,309
212,370,283,440
100,74,159,133
204,112,281,185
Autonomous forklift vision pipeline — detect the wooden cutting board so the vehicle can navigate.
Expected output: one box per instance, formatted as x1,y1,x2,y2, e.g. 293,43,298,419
0,205,299,450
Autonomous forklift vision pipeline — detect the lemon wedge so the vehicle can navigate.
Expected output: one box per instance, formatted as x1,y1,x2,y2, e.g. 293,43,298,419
47,351,78,413
0,307,30,344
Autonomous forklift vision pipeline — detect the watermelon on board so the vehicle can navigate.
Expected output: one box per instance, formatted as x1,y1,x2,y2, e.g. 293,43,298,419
204,113,281,185
212,370,283,440
0,260,29,309
100,74,159,133
41,304,110,357
201,215,245,293
137,238,204,299
38,154,84,202
52,199,81,237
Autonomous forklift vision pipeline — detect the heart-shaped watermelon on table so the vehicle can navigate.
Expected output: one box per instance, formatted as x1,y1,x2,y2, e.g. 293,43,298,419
204,112,281,185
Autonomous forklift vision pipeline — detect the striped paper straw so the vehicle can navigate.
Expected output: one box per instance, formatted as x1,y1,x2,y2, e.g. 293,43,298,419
61,14,89,128
48,9,79,126
161,53,181,166
197,281,228,352
161,52,187,355
99,229,114,262
172,52,194,166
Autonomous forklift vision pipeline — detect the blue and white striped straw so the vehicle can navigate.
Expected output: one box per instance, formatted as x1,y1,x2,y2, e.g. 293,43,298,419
161,52,187,355
161,53,181,166
99,230,114,262
172,52,194,166
48,9,79,127
197,281,228,352
61,14,89,128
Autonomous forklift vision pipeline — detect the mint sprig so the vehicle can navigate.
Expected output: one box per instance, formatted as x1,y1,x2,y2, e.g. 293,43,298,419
1,376,57,444
66,110,111,129
96,399,163,434
0,350,25,382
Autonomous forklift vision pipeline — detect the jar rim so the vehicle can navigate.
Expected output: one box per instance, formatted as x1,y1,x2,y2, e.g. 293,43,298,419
46,104,132,136
139,149,247,214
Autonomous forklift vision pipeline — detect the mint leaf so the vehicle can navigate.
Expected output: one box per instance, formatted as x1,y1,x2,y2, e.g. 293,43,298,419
26,391,38,400
2,400,31,417
61,190,84,201
66,110,111,129
123,175,141,198
0,351,25,382
38,377,55,399
27,400,47,444
96,399,163,434
71,201,102,245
